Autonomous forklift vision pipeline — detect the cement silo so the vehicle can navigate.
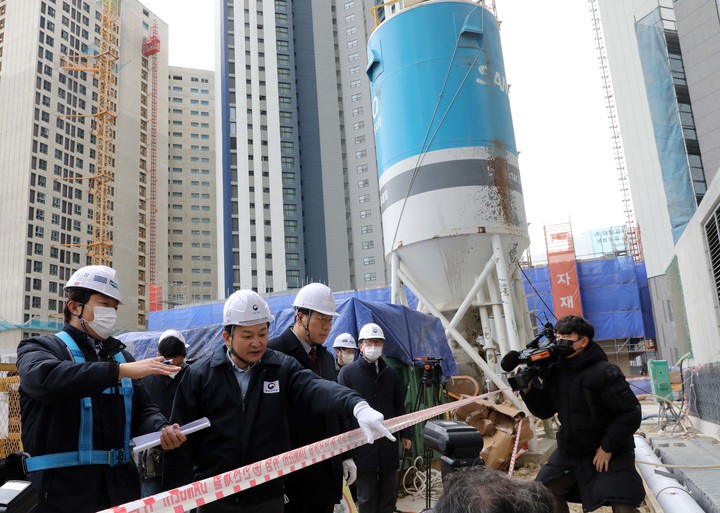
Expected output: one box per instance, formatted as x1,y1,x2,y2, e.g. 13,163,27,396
368,0,533,405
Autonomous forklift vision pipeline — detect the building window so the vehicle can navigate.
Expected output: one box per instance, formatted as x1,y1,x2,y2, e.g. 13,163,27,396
359,194,370,203
363,272,376,282
361,225,373,234
363,256,375,265
362,240,374,250
358,179,369,188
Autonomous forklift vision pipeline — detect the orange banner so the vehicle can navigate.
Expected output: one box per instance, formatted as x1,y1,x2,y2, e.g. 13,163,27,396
548,250,583,318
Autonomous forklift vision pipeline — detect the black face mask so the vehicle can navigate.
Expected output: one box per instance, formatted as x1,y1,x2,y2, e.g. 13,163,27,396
556,338,577,358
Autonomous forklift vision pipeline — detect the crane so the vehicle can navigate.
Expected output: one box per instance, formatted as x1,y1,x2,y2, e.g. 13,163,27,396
60,0,119,266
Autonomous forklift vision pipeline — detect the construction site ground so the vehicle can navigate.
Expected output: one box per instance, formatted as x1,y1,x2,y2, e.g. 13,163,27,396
395,398,711,513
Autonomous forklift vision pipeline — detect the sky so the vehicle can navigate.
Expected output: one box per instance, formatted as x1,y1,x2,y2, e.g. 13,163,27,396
139,0,628,261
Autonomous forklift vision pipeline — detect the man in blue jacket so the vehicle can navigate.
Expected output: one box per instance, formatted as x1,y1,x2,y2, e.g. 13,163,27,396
519,315,644,513
17,265,186,513
164,290,395,513
338,323,412,513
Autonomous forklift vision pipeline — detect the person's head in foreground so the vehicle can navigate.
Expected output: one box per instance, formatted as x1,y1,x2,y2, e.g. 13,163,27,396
433,467,556,513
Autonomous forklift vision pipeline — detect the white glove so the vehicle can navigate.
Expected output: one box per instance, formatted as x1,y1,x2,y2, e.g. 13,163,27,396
353,401,396,444
342,458,357,485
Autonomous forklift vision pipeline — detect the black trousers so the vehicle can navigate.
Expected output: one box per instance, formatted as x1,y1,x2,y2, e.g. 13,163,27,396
285,501,334,513
356,470,397,513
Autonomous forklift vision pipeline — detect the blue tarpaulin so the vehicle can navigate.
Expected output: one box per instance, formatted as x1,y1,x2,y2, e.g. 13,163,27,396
522,257,656,340
123,296,456,378
636,8,697,242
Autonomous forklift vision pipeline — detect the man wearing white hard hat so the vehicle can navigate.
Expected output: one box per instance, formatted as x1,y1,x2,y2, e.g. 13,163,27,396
333,333,358,372
268,283,354,513
164,290,394,513
139,329,189,497
17,265,186,513
339,323,413,513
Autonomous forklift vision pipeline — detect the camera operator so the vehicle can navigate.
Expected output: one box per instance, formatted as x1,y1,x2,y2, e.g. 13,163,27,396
518,315,644,513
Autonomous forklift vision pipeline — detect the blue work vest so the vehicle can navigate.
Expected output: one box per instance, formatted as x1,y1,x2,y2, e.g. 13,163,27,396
25,331,133,472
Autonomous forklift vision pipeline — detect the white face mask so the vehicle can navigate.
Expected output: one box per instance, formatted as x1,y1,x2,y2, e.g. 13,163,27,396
363,346,382,363
84,305,117,340
340,352,355,366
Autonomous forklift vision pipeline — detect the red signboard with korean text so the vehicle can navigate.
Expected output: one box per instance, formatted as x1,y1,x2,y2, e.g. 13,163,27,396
545,223,583,318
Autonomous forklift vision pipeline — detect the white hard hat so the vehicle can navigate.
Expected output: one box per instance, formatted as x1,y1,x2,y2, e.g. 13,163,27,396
65,265,122,304
292,283,339,317
333,333,357,349
223,290,275,326
159,329,187,347
359,323,385,342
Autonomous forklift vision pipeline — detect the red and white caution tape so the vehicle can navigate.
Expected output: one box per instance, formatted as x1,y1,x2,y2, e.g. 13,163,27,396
507,417,524,478
98,390,504,513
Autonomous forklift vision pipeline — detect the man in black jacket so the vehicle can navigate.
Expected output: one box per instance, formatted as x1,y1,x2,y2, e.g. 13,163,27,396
140,329,190,497
519,315,644,513
268,283,356,513
338,323,412,513
17,265,186,513
164,290,395,513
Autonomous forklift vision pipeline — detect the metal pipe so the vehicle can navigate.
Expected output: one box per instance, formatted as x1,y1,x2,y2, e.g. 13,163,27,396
448,255,496,331
633,435,704,513
486,275,509,356
390,252,408,306
396,268,524,410
492,235,521,351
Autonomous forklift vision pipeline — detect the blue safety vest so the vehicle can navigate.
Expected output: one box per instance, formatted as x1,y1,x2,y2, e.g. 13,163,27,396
25,331,133,472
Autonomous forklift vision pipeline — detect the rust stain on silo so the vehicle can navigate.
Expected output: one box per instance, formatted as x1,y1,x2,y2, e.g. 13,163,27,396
488,139,512,224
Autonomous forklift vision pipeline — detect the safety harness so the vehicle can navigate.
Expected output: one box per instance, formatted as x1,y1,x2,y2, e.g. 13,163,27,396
25,331,133,472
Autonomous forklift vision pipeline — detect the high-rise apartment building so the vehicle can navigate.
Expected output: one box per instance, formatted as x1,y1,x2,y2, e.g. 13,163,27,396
166,67,217,305
217,0,387,296
598,0,708,358
0,0,169,350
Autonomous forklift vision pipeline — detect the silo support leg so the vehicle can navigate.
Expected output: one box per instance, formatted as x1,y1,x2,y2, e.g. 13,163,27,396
492,234,522,351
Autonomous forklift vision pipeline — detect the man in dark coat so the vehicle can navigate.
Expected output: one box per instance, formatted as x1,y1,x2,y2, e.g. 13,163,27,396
164,290,394,513
268,283,356,513
520,315,644,513
140,329,190,497
338,323,412,513
17,265,186,513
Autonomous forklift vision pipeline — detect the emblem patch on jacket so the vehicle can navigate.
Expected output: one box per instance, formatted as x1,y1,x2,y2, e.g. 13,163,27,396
263,380,280,393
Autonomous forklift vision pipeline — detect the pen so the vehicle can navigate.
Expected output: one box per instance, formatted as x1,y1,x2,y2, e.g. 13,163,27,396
161,360,173,365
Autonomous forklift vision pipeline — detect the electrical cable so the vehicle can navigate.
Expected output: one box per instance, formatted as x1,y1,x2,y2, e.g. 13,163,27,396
518,264,558,324
401,456,443,502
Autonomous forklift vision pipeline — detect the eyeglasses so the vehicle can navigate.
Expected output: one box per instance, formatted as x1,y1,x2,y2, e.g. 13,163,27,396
312,314,334,327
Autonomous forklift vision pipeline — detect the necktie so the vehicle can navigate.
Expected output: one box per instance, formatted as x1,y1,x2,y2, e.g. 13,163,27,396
309,347,318,364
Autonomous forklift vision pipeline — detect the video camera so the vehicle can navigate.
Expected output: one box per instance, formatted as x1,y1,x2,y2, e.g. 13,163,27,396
413,357,443,387
0,453,37,513
500,322,558,391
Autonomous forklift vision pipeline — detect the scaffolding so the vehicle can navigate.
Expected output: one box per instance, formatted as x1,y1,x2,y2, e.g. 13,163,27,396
587,0,642,262
0,364,21,458
143,22,160,283
60,0,119,265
